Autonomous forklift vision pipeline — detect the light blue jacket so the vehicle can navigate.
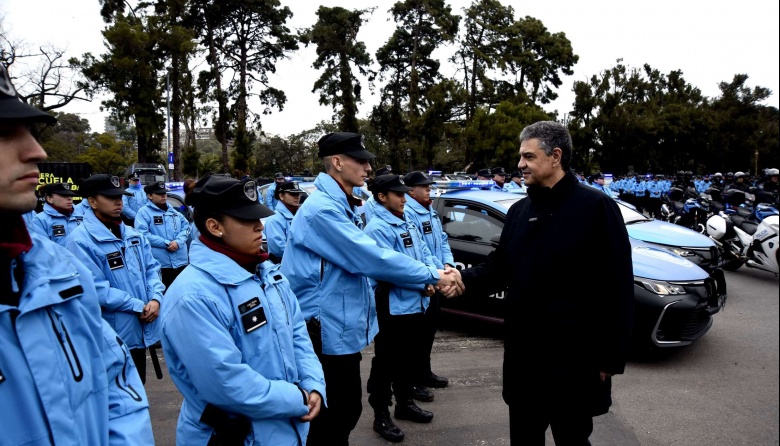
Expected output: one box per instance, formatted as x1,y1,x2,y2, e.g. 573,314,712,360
647,180,664,198
66,211,165,349
364,204,436,315
490,182,508,192
265,182,279,211
404,195,454,269
121,184,147,220
29,203,82,247
160,240,326,446
362,195,379,223
21,209,37,228
280,173,441,355
72,199,91,221
266,202,295,260
1,231,153,446
589,183,612,196
134,202,190,269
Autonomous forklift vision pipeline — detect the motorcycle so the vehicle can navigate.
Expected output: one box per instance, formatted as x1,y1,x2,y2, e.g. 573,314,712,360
661,186,710,233
706,210,779,275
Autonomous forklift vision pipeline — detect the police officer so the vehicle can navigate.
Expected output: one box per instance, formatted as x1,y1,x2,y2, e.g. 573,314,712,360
633,174,647,214
589,173,611,196
491,167,509,191
646,175,664,218
265,180,304,262
160,174,325,446
507,170,525,191
281,132,464,446
134,181,191,288
122,172,146,226
67,174,166,384
757,168,779,204
726,171,750,192
364,174,440,442
264,171,286,210
476,168,492,181
30,182,81,246
362,165,393,223
0,62,153,444
404,171,454,397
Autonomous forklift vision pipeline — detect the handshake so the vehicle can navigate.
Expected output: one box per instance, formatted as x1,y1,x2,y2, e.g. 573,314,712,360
433,265,465,298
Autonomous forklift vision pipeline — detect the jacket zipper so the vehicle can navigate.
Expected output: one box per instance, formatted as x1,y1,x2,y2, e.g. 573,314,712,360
46,308,84,382
114,336,143,401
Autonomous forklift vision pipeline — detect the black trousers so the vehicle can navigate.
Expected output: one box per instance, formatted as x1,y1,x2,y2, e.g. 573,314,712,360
509,403,593,446
306,321,363,446
130,347,147,385
420,292,442,378
161,265,186,290
367,286,428,409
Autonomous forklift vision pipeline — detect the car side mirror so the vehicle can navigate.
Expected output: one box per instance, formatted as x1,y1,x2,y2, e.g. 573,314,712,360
490,234,501,249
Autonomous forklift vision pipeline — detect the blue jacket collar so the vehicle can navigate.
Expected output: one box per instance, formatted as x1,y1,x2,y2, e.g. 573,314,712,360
373,202,406,226
82,210,128,242
42,203,69,218
404,195,433,216
273,202,295,219
189,239,255,285
314,173,352,211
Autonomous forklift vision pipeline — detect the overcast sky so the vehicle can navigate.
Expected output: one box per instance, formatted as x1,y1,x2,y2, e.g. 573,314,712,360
3,0,778,137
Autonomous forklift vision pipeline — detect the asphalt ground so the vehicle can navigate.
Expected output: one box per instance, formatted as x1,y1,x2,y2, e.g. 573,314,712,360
145,268,778,445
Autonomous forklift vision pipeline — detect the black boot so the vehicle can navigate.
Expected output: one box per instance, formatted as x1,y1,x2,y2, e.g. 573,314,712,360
423,372,449,389
411,385,434,402
373,410,405,442
395,400,434,423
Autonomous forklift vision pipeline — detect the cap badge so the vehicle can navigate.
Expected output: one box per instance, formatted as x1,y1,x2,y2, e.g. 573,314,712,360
157,181,165,189
398,177,405,185
62,183,71,190
244,181,257,201
111,176,121,188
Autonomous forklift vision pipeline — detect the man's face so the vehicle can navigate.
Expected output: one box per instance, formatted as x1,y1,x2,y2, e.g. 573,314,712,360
493,174,506,184
47,193,74,212
334,154,372,188
596,177,605,185
518,138,560,188
511,176,523,185
408,185,431,202
89,194,124,219
148,192,167,206
0,122,48,212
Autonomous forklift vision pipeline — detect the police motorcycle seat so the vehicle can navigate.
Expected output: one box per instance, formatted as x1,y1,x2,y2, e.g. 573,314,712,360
673,201,685,213
735,207,753,219
729,215,759,236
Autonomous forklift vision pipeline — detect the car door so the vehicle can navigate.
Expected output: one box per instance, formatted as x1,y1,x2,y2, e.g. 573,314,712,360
436,197,506,322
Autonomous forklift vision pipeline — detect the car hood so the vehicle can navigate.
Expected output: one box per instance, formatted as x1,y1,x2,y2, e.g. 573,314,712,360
629,238,709,281
626,219,714,248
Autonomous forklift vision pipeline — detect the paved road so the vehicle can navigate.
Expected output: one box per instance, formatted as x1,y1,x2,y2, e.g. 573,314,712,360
145,268,778,445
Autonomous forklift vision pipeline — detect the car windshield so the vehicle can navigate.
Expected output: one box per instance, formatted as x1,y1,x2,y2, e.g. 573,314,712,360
618,201,651,224
493,197,523,210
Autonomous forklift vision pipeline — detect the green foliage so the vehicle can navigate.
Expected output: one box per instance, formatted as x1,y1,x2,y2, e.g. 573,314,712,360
38,112,92,162
74,133,134,176
301,6,375,133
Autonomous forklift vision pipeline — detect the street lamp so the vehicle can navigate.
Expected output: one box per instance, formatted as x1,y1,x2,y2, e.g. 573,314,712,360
588,148,595,172
406,148,412,173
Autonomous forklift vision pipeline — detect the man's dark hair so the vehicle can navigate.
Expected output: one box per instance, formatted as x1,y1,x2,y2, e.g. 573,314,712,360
519,121,573,171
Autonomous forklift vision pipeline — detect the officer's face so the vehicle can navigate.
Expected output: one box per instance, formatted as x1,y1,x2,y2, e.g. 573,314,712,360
493,174,506,183
379,190,406,214
148,192,167,206
518,138,561,188
279,191,301,207
334,154,372,188
408,185,431,202
0,122,48,212
47,193,74,212
275,177,285,184
220,215,264,255
89,194,124,219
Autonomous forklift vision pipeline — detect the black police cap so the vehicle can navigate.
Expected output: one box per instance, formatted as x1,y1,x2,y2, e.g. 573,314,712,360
40,182,77,197
477,168,492,177
375,165,393,177
403,171,434,186
491,167,507,176
127,172,140,181
274,172,285,179
81,174,132,198
317,132,375,159
0,64,56,124
186,175,273,220
369,174,412,194
510,170,522,179
274,181,304,199
144,181,170,195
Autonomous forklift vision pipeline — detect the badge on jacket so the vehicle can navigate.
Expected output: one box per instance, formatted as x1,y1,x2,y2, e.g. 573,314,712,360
421,221,433,234
239,297,267,333
106,251,125,270
52,224,66,237
154,216,164,225
400,232,414,248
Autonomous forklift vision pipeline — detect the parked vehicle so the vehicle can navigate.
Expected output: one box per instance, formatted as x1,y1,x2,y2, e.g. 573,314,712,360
430,183,727,348
125,163,167,185
707,208,779,275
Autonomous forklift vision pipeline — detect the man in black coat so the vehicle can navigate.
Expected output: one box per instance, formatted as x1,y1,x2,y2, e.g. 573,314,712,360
461,121,634,445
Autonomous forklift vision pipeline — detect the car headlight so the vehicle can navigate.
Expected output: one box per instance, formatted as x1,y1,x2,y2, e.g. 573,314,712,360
636,278,687,295
667,247,694,257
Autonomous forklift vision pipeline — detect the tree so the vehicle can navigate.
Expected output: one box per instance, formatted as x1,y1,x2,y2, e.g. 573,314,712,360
301,6,375,133
73,4,166,163
38,112,93,162
75,132,134,176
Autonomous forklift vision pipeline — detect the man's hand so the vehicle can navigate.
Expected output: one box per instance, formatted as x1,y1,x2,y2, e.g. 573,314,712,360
444,265,465,295
435,268,465,298
423,284,436,297
140,300,160,323
167,241,179,252
300,390,323,422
